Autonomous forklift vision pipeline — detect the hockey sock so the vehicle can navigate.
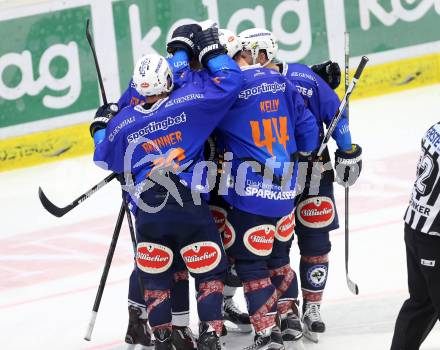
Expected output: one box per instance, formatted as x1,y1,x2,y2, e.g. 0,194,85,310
197,280,225,336
300,255,329,302
144,289,172,329
171,270,190,327
128,269,147,314
269,264,299,317
243,278,278,333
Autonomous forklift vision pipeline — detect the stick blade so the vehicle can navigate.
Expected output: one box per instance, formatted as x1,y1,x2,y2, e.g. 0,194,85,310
346,275,359,295
38,187,70,218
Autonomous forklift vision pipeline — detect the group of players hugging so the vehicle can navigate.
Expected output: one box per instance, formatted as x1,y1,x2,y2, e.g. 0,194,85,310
90,20,362,350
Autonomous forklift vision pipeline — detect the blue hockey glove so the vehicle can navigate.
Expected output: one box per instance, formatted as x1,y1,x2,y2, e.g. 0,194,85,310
194,27,226,68
311,60,341,90
334,144,362,187
167,23,202,58
90,103,119,137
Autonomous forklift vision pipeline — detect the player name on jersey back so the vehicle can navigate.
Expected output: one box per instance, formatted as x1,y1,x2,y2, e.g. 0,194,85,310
405,122,440,235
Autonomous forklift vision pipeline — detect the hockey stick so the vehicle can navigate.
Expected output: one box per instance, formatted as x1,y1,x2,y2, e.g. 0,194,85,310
297,55,369,201
123,198,149,310
38,20,117,217
344,32,359,295
86,18,107,104
315,55,368,158
38,173,117,217
84,201,125,341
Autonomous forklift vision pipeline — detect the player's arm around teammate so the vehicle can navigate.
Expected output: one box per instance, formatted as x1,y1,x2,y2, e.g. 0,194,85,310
91,26,243,350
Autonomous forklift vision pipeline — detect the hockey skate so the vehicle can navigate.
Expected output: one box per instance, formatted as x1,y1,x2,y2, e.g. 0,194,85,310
125,305,154,349
153,328,173,350
279,307,304,349
197,322,224,350
302,302,325,343
243,327,285,350
171,325,197,350
272,312,304,350
223,296,253,333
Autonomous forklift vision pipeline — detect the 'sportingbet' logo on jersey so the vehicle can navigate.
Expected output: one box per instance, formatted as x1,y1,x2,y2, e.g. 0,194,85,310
127,112,187,143
238,81,286,100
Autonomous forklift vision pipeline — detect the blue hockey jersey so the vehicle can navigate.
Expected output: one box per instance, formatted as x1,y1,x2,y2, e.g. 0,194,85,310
93,54,243,212
216,65,319,217
282,62,352,151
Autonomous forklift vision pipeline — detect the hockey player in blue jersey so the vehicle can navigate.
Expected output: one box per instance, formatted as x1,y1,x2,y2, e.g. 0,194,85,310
212,29,320,350
117,23,207,350
91,26,243,350
239,28,363,343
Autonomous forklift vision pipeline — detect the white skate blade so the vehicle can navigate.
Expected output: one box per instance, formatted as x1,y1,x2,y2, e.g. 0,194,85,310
224,320,253,333
127,343,154,350
284,338,305,350
303,328,319,343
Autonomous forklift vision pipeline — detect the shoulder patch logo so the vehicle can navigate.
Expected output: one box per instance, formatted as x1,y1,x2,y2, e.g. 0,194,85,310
243,224,275,256
137,242,173,274
181,241,222,274
297,196,335,229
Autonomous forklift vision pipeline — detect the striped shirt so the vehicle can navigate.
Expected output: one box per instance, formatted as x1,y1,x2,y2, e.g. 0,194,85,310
404,122,440,236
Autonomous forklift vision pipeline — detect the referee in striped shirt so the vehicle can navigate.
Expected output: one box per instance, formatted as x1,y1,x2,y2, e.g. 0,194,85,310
391,122,440,349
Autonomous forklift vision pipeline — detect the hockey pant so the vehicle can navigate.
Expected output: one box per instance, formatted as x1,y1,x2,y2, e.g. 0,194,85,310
134,182,227,336
295,184,338,302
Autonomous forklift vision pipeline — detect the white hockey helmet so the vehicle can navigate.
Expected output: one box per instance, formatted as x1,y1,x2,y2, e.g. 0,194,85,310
238,28,278,66
132,54,173,96
218,28,241,58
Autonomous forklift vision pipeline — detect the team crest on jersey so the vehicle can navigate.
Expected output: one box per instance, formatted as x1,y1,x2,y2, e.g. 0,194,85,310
180,241,221,274
210,205,227,232
297,196,335,229
276,212,295,242
222,220,235,249
243,225,275,256
307,265,328,288
136,242,173,274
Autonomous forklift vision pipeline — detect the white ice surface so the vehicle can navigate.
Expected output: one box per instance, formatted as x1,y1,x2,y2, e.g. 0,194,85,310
1,84,440,350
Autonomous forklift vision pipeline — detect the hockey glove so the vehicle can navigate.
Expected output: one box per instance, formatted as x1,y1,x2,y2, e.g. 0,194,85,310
194,27,226,68
167,23,202,58
90,103,119,137
334,144,362,187
311,60,341,90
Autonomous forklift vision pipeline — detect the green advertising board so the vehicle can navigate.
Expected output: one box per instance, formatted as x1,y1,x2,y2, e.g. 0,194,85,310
346,0,440,56
113,0,329,90
0,5,99,129
0,0,439,132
